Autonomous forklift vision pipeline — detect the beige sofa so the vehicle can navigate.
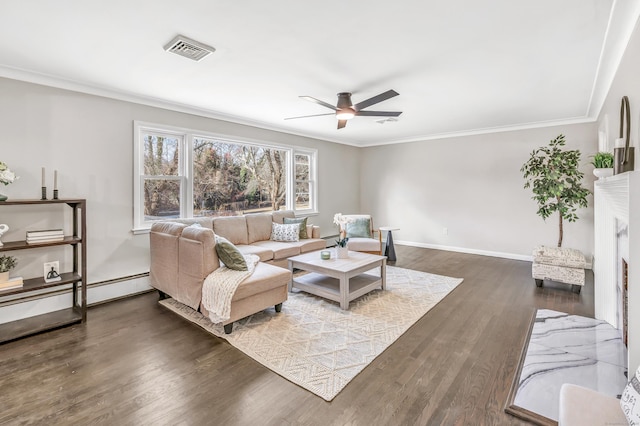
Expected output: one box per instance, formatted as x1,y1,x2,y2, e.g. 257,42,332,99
149,210,326,333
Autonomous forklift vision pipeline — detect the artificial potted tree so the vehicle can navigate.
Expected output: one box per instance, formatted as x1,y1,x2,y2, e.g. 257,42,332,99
521,134,590,247
521,134,591,293
590,152,614,179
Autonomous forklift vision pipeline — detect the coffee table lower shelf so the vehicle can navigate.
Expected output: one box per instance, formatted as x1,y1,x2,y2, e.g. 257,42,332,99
292,272,383,308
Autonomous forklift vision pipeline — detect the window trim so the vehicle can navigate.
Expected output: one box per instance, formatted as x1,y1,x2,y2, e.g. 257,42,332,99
133,121,318,234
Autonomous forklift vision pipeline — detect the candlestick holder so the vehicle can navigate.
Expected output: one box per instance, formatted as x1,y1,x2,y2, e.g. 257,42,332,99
53,189,59,200
41,186,47,200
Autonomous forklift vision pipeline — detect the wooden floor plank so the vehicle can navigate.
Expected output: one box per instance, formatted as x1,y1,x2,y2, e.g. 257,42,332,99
0,245,594,425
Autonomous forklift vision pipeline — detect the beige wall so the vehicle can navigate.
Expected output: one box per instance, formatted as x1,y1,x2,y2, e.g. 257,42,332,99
360,123,598,259
0,77,357,287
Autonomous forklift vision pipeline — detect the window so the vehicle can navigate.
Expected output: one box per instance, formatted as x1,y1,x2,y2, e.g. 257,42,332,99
295,153,312,210
133,122,317,232
140,132,184,221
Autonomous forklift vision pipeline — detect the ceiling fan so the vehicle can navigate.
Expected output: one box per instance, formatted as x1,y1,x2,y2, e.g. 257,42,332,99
285,89,402,129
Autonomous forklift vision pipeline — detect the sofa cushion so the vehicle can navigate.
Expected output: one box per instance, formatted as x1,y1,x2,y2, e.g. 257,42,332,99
215,236,248,271
272,210,295,224
150,221,187,297
213,216,249,245
270,222,300,242
347,237,380,253
246,213,274,244
286,238,327,253
284,217,308,239
346,217,372,238
251,240,301,259
235,244,274,262
170,217,214,229
232,262,291,301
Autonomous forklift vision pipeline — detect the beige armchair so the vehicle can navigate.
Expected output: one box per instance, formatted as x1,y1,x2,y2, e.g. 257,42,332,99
340,214,382,255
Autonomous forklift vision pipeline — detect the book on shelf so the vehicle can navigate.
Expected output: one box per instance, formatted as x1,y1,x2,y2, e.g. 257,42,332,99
26,229,64,238
26,234,65,240
0,276,24,291
27,236,65,244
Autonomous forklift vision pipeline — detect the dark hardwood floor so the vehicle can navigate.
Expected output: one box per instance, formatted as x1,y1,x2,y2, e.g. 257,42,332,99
0,246,594,425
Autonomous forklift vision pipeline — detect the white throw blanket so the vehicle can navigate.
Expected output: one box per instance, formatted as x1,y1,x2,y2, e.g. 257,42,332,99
202,254,260,324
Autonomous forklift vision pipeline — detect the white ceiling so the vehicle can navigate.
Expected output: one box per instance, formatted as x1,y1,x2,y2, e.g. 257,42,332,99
0,0,638,147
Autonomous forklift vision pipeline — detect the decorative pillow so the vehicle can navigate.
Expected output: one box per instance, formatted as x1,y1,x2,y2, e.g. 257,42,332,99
346,218,372,238
214,235,248,271
187,223,202,228
621,366,640,425
283,217,308,239
270,222,300,242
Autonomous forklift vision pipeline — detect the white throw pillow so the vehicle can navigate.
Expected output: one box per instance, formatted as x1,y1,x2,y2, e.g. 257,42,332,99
270,222,299,242
621,365,640,425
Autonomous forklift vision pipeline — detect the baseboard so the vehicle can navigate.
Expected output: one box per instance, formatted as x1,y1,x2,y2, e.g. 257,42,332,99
395,240,534,262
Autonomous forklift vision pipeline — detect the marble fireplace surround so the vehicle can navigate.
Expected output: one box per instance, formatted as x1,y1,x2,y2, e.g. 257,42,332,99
594,171,640,371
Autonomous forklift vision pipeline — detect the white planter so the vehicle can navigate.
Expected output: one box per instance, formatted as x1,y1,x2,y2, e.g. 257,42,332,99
593,168,614,179
336,246,349,259
0,271,9,282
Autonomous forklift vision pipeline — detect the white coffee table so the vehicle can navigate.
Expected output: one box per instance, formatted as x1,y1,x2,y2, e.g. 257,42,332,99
288,250,386,310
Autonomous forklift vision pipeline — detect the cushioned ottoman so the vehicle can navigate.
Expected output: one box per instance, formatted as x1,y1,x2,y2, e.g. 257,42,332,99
532,246,589,294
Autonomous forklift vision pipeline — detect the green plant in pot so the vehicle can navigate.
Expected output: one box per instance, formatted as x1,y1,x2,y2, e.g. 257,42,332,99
521,134,590,247
590,152,614,179
0,254,17,281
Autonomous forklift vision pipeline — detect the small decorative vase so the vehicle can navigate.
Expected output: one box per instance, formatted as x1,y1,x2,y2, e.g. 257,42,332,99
336,245,349,259
0,194,7,202
0,271,9,282
593,168,614,179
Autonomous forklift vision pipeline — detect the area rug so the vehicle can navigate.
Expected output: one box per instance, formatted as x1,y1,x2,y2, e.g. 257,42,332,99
159,266,463,401
505,309,627,425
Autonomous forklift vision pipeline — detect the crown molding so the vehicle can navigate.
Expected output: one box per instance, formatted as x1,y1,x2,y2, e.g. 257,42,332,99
0,65,607,149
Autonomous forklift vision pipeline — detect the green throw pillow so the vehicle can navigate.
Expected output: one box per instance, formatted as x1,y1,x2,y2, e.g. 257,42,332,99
215,235,248,271
283,217,308,239
345,218,371,238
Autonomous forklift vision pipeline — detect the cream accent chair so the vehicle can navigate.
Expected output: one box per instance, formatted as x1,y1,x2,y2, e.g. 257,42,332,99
340,214,383,255
559,383,628,425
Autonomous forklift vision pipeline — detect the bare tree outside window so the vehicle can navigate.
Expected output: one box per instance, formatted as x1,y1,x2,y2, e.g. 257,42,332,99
135,123,316,230
192,138,287,216
143,135,181,220
295,154,311,210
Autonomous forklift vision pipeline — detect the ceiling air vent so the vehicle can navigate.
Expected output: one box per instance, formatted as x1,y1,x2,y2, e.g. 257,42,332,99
164,35,215,61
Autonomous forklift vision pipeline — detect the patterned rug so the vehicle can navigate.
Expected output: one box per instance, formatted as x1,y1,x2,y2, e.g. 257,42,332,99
159,266,463,401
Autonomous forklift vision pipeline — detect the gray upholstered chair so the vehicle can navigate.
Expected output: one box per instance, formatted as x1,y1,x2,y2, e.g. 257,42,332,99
340,214,382,255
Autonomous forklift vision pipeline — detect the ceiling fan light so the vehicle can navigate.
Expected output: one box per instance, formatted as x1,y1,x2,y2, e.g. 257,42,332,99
336,109,355,120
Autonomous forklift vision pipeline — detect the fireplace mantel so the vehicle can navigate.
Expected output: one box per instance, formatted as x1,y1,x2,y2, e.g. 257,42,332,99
594,171,640,371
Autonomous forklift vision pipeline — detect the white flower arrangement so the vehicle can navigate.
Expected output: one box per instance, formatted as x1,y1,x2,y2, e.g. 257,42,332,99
333,213,355,247
0,162,18,186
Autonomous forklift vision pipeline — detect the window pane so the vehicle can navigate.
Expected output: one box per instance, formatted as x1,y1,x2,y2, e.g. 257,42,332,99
295,154,309,181
143,134,180,176
144,179,180,220
193,139,288,217
295,181,310,210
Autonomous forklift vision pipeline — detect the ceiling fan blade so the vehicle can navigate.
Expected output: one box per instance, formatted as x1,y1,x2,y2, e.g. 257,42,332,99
355,110,403,117
284,112,335,120
299,96,338,111
353,90,399,111
337,120,348,129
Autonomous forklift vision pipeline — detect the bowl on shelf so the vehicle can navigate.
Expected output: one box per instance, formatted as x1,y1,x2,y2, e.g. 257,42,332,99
593,168,614,179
